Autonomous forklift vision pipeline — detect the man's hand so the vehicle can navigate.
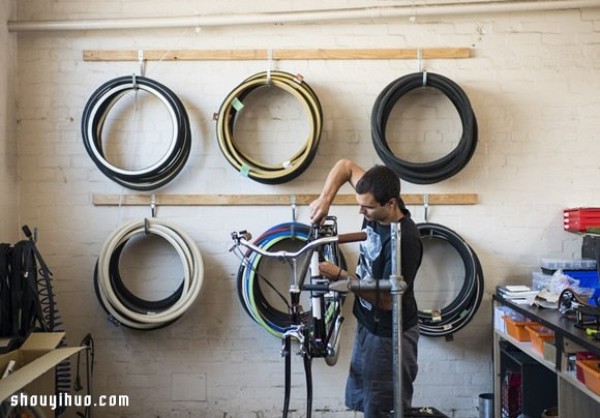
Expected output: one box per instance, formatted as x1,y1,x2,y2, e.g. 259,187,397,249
319,261,345,281
309,197,330,225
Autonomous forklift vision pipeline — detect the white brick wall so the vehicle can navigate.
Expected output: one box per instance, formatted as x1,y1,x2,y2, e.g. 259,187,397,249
3,2,600,417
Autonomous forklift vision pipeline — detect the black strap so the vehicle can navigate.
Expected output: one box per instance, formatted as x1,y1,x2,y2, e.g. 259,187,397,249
10,242,24,335
0,244,11,336
7,240,47,336
29,239,55,330
23,240,49,333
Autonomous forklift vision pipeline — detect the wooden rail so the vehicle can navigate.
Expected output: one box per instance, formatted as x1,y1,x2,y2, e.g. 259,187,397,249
83,47,471,62
92,193,478,207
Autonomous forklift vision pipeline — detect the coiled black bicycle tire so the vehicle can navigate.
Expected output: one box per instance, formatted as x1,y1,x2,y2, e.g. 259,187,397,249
216,71,322,184
93,262,182,331
371,72,478,184
94,218,204,331
416,222,484,337
81,75,192,191
104,240,184,311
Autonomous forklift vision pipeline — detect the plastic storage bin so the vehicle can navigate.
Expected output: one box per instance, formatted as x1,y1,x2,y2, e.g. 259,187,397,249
531,271,553,291
562,270,600,288
564,208,600,232
576,359,600,395
540,258,596,271
575,352,600,383
543,341,556,363
525,325,555,354
503,315,539,342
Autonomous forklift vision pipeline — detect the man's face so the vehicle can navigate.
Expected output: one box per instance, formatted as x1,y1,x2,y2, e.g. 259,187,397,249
356,192,394,223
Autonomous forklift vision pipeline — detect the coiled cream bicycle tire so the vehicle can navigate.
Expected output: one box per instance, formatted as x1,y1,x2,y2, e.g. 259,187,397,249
216,71,322,184
95,218,204,330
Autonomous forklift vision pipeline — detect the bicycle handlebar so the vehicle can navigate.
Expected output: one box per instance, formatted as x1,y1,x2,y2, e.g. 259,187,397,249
230,230,366,260
337,231,367,244
303,278,393,293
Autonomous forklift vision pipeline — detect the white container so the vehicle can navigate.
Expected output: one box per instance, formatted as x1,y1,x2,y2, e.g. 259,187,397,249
532,271,553,290
540,258,596,271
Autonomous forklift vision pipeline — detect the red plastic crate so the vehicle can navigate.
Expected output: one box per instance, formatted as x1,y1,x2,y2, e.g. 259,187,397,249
563,208,600,232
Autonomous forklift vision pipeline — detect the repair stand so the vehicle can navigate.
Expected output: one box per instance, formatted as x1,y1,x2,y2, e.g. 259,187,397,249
390,223,450,418
390,222,407,418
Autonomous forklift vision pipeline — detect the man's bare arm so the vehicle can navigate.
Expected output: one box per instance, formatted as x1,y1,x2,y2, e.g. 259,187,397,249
309,159,365,224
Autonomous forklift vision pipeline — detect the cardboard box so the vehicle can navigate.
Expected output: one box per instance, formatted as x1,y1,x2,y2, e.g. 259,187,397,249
0,332,86,415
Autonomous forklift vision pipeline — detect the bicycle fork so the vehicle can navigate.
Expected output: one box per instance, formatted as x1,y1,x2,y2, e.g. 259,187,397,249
281,223,343,418
281,291,313,418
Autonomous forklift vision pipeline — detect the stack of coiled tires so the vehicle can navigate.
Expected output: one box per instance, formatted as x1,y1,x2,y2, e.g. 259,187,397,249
416,223,484,337
371,72,482,337
371,71,478,185
94,218,204,330
216,71,323,184
81,75,192,191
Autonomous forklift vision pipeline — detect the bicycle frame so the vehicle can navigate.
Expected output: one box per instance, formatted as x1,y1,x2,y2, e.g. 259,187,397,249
306,217,345,365
230,217,366,418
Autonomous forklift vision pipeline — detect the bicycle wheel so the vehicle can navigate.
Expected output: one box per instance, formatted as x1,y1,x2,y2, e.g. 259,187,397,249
236,222,312,337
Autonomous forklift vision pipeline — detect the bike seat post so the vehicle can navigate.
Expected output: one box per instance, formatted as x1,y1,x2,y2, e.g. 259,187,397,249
309,224,328,349
310,248,328,347
288,258,303,326
290,258,300,293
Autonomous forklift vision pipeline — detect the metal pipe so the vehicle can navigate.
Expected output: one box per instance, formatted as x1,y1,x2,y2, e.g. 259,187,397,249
390,222,407,418
7,1,599,32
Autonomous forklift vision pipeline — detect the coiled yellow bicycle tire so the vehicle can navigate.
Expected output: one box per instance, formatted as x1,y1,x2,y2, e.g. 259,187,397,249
216,71,322,184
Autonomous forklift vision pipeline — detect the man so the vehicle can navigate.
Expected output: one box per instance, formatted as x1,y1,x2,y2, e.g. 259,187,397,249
309,159,423,418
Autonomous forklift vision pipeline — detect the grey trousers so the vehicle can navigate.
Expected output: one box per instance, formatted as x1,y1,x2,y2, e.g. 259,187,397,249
345,322,419,418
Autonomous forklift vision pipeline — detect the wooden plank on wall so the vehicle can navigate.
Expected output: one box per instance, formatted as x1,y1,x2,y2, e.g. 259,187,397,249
83,47,471,62
92,193,478,207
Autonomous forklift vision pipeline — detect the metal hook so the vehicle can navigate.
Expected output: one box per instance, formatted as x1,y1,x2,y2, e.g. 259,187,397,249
266,48,273,85
290,194,297,222
417,48,427,86
290,194,297,238
150,194,157,218
132,50,145,90
138,49,146,77
423,193,429,222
